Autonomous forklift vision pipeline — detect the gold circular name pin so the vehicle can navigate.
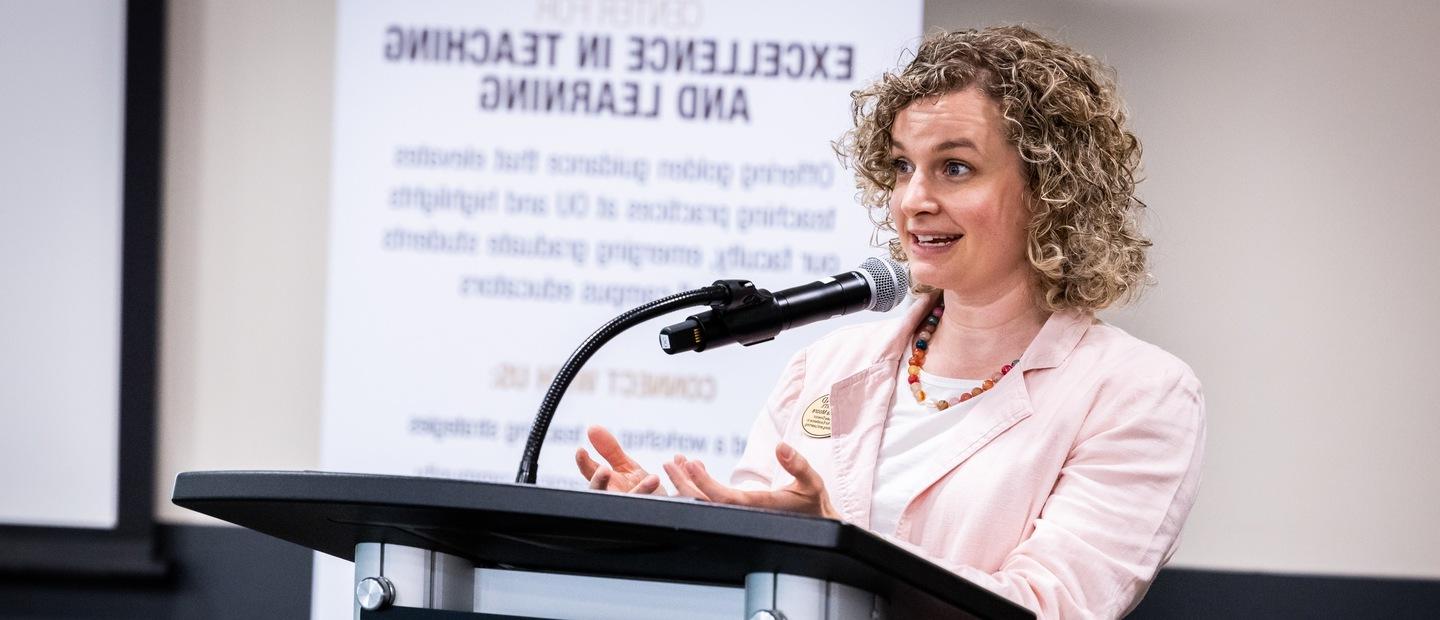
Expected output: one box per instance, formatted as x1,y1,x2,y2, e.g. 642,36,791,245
800,394,831,438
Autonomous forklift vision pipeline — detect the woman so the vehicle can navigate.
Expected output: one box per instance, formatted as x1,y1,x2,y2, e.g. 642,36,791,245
576,26,1204,619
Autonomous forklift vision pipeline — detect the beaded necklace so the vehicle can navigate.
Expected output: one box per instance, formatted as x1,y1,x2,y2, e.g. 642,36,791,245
906,302,1020,411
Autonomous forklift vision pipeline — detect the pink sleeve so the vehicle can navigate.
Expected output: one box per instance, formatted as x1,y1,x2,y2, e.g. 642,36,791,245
729,347,809,491
923,359,1206,619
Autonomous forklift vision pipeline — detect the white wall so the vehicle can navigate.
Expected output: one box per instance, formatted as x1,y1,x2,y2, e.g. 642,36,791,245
155,0,1440,579
922,0,1440,578
156,0,333,523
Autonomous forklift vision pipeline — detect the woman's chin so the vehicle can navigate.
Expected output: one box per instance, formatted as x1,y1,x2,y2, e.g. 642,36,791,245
907,266,952,292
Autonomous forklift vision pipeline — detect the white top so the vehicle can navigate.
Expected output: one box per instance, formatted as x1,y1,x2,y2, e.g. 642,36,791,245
869,362,984,536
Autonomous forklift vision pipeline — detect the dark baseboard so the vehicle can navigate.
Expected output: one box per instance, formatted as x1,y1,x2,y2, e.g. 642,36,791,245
1131,566,1440,619
4,524,1438,619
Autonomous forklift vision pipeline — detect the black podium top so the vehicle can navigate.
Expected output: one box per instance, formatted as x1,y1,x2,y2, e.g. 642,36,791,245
173,470,1031,619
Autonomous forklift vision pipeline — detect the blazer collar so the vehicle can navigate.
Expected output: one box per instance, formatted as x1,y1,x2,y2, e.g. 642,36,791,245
1019,306,1094,372
891,308,1095,535
826,294,1095,527
873,293,1096,371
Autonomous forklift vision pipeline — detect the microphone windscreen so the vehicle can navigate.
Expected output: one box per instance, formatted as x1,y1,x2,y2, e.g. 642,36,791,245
858,256,909,312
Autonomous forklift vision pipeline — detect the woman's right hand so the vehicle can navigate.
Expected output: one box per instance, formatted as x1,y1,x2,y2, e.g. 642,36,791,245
575,425,663,494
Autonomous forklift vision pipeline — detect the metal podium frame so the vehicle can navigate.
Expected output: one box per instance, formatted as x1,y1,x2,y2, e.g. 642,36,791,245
172,470,1032,620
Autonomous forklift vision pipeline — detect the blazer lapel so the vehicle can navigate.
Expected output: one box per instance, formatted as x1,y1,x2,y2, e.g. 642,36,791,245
828,361,895,527
900,373,1032,515
895,310,1095,529
826,296,937,527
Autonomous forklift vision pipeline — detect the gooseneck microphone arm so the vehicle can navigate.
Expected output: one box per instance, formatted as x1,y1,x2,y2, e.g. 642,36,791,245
514,283,739,484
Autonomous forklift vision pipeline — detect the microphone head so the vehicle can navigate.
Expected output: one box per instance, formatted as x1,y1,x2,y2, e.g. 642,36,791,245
858,256,909,312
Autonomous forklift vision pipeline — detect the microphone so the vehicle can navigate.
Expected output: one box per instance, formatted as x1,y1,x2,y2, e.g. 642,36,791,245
659,256,909,354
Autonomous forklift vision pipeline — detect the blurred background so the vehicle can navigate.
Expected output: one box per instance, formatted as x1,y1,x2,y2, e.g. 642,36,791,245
3,0,1438,617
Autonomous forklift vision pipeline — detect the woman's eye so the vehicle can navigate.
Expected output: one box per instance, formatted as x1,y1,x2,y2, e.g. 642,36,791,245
944,161,971,176
891,158,914,174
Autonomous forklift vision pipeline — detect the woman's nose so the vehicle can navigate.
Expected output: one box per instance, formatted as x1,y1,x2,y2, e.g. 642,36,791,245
896,173,940,217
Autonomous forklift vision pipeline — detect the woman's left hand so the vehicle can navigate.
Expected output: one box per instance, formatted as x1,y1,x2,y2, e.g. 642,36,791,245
664,442,840,519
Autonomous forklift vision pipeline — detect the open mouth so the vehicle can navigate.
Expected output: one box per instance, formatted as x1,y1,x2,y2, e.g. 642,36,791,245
913,233,963,247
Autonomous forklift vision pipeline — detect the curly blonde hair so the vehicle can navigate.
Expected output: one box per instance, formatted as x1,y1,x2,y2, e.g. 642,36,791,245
837,26,1150,312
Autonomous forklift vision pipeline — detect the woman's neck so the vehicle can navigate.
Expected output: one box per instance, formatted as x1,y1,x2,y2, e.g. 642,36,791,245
922,287,1050,380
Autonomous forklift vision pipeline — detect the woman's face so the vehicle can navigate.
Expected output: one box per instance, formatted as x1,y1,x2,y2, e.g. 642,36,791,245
888,87,1032,301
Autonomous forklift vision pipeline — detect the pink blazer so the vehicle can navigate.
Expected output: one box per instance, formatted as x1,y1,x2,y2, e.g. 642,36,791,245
731,295,1205,619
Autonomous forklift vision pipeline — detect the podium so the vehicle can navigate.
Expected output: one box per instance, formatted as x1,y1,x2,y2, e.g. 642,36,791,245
172,471,1032,619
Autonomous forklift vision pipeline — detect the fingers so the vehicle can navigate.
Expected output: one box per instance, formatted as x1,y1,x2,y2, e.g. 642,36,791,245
631,474,661,495
775,443,838,518
587,425,641,472
664,455,711,500
683,460,742,505
575,447,600,480
586,464,661,495
776,442,825,492
587,466,612,491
